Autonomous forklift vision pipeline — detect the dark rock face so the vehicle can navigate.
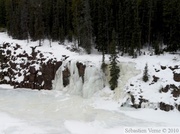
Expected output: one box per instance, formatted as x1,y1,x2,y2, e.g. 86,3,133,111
76,62,86,83
63,67,70,87
159,102,174,112
159,84,180,111
0,43,88,90
177,105,180,112
174,73,180,82
0,43,62,90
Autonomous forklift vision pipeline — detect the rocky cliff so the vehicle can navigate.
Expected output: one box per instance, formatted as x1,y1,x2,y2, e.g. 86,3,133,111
0,42,61,90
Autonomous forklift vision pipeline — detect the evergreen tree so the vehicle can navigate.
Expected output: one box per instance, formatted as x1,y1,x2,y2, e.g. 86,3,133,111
0,0,6,28
80,0,93,54
34,0,45,46
143,63,149,82
109,30,120,90
72,0,83,46
20,0,29,39
1,0,180,53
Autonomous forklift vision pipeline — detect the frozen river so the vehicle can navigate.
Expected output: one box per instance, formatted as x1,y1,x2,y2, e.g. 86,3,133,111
0,87,179,134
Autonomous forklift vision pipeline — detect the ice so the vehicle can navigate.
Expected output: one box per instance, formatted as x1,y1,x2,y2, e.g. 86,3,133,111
53,60,104,98
82,65,104,98
0,87,179,134
115,62,141,102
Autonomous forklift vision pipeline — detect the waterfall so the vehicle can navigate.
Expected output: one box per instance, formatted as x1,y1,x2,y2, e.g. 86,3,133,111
53,60,140,100
52,60,104,98
115,62,141,105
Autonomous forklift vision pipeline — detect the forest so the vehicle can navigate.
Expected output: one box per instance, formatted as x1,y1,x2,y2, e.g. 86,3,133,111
0,0,179,55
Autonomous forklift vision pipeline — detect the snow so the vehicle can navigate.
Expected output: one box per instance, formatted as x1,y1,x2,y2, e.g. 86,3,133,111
0,112,46,134
0,86,179,134
0,32,180,133
0,86,180,134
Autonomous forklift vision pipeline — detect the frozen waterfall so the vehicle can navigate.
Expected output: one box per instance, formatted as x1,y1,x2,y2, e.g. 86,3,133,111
52,60,104,98
53,60,140,100
114,62,141,105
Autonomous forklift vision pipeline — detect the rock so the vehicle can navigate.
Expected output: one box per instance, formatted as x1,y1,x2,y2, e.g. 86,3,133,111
35,75,44,86
43,80,52,90
169,65,179,71
63,67,70,87
0,42,63,90
17,53,28,58
161,85,169,93
155,68,160,72
161,65,166,70
54,61,62,74
177,105,180,112
159,102,174,112
9,61,16,69
29,74,36,82
169,84,180,97
29,66,37,74
6,50,11,55
130,94,141,108
173,73,180,82
171,89,180,97
130,84,134,86
152,75,159,83
76,62,86,83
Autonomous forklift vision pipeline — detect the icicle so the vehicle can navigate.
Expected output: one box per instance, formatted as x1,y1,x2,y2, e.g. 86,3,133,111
82,65,104,98
67,61,83,96
52,63,64,91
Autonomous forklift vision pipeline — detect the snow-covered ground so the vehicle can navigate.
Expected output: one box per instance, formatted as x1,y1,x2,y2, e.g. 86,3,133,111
0,32,180,133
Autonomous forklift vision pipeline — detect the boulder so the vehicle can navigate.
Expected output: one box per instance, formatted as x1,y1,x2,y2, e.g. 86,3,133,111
161,65,166,70
161,85,169,93
173,73,180,82
152,75,159,83
159,102,174,112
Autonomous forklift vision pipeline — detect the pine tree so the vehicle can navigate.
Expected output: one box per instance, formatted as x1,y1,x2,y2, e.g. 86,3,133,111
143,63,149,82
34,0,45,46
0,0,6,28
20,0,29,39
109,30,120,90
72,0,82,46
80,0,93,54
